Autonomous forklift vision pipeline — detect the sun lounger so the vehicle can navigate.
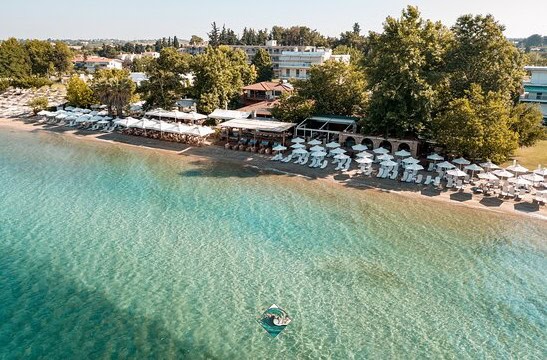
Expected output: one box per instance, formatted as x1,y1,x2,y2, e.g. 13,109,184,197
415,174,423,184
364,168,373,176
309,158,318,167
456,179,464,190
389,171,398,180
427,163,435,172
507,187,515,198
271,153,283,161
342,159,352,172
300,156,310,165
377,168,385,178
500,185,508,197
320,160,328,169
281,154,293,163
446,178,454,188
401,172,409,182
433,176,441,187
424,175,432,185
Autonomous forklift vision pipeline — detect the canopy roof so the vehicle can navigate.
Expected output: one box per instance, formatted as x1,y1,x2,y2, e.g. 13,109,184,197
145,110,207,121
220,118,295,133
209,109,251,120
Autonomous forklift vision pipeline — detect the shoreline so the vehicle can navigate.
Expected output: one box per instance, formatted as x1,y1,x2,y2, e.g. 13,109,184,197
1,117,546,221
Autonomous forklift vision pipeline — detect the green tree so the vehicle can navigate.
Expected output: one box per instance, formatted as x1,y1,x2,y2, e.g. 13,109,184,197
0,38,31,80
434,85,518,162
251,49,273,82
333,45,363,68
173,36,180,48
270,93,315,123
446,14,525,102
50,41,73,75
296,60,368,116
25,40,54,76
139,48,191,109
523,34,543,48
363,6,452,138
192,46,256,113
189,35,204,45
208,22,220,47
66,75,94,108
91,69,135,117
27,96,48,115
509,103,545,147
337,23,366,49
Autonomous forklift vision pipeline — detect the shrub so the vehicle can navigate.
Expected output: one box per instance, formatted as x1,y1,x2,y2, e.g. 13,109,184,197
28,97,49,115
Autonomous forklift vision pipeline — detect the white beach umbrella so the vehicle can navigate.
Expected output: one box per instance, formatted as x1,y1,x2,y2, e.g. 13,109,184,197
477,172,499,181
479,160,499,170
446,168,467,177
464,163,483,178
82,109,91,114
533,166,547,177
377,154,394,161
90,110,98,116
292,148,308,154
334,154,350,160
508,177,532,187
75,115,92,123
394,149,411,157
291,137,305,143
356,151,374,158
373,147,389,154
55,113,68,120
65,106,75,111
436,161,456,169
404,163,424,171
523,173,544,183
37,110,49,116
309,145,325,152
97,120,110,124
307,139,322,146
326,141,341,148
352,144,368,151
356,157,373,164
493,169,514,179
330,147,347,154
380,160,398,167
427,153,444,162
452,157,471,168
402,157,419,164
272,145,287,151
189,126,215,137
291,143,306,149
311,151,327,157
506,162,529,174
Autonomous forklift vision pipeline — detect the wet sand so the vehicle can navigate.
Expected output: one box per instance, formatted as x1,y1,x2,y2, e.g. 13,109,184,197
1,117,546,221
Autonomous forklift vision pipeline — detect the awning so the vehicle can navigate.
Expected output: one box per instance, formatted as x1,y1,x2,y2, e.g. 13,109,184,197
220,118,295,133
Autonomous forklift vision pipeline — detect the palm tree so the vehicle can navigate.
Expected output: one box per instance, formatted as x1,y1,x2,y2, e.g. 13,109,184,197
91,69,135,117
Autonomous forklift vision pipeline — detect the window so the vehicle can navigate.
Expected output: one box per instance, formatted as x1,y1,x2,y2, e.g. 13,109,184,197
537,93,543,100
285,69,290,77
296,69,300,77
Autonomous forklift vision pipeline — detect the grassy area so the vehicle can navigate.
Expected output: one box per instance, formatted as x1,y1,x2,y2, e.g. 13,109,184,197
503,140,547,169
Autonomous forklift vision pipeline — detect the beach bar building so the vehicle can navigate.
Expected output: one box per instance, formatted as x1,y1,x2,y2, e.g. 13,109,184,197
220,118,295,145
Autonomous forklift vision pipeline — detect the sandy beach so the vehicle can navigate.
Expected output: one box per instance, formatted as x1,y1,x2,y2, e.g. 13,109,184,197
1,117,546,221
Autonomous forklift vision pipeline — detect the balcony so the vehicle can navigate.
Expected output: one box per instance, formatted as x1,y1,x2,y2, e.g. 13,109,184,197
520,93,547,102
278,62,312,69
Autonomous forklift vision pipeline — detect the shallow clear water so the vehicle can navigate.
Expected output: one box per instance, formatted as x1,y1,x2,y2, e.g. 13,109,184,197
0,130,546,359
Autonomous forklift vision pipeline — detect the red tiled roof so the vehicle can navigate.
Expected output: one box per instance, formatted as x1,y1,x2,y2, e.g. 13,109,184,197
73,56,121,63
242,81,292,92
237,100,279,115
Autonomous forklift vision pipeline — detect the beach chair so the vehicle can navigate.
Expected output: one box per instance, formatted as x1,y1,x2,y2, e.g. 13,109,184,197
281,154,293,163
415,174,423,184
377,168,385,178
342,159,352,172
406,172,415,183
335,159,345,171
500,185,508,197
308,158,318,167
424,175,432,185
427,163,435,172
446,178,454,189
389,170,398,180
320,160,328,169
455,179,464,190
433,177,441,187
401,172,409,182
300,156,310,165
382,167,391,178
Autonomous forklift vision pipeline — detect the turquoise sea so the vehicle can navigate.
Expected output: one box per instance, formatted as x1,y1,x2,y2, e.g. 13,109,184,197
0,129,546,359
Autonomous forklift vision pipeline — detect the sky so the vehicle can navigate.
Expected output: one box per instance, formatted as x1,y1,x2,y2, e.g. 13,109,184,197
1,0,546,40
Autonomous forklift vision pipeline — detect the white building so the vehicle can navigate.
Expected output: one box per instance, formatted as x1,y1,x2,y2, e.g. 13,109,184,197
73,56,123,73
118,52,160,62
521,66,547,124
180,40,314,78
278,49,350,80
